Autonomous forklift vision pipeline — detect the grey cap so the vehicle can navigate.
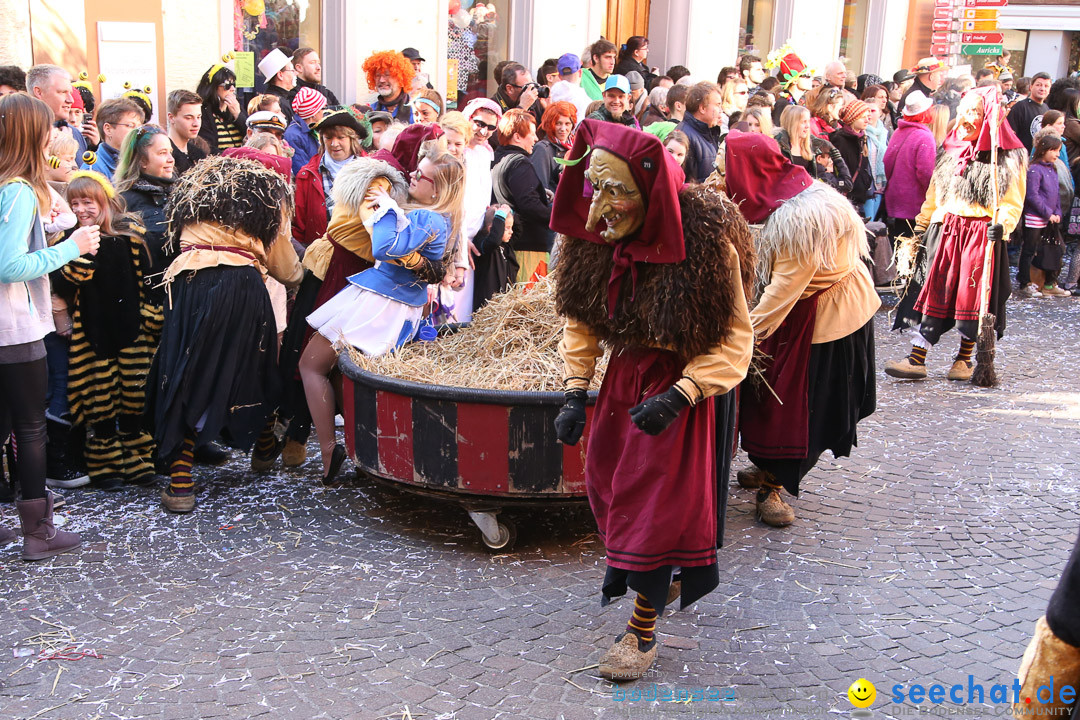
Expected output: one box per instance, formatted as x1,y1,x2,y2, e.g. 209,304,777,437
625,70,645,91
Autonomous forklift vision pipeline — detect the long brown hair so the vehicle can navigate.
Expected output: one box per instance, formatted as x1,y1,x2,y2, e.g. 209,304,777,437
66,174,145,242
0,93,53,213
409,140,465,257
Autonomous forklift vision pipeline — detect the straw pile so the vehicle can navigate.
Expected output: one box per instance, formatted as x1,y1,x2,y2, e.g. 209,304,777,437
348,277,608,392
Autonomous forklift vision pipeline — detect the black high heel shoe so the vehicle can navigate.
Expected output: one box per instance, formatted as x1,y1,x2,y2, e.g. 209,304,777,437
321,444,347,485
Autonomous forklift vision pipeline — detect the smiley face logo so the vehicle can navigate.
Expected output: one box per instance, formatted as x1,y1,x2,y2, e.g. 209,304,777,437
848,678,876,708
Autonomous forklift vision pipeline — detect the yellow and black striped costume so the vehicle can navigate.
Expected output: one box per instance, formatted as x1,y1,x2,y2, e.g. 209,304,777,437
63,232,163,483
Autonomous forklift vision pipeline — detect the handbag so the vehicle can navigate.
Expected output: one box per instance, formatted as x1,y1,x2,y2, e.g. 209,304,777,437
1034,222,1065,273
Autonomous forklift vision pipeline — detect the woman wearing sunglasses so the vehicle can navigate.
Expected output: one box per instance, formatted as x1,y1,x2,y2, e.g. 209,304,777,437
196,60,246,154
301,143,465,483
806,85,845,140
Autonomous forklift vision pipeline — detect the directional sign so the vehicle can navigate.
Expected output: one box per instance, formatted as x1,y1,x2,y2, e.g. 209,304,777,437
961,0,1006,5
961,43,1004,55
934,8,953,18
935,0,954,6
932,32,957,42
932,44,958,56
962,31,1003,43
962,8,999,19
933,18,954,30
961,19,999,31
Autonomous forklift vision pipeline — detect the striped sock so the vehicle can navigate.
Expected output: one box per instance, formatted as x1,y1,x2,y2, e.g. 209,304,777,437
254,423,278,454
627,594,657,644
907,345,928,366
169,436,196,495
956,338,975,363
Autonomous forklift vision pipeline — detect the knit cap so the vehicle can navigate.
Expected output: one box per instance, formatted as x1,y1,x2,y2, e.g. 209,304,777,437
292,87,327,120
841,99,870,126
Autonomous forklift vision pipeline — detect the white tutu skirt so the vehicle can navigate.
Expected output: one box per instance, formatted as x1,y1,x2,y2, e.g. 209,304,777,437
306,285,423,357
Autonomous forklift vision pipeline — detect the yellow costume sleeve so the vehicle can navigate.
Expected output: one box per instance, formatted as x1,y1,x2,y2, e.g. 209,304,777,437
559,317,603,391
749,253,815,341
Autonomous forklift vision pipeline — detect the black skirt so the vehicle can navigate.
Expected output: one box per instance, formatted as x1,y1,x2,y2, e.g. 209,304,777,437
748,319,876,497
147,266,279,461
600,390,736,616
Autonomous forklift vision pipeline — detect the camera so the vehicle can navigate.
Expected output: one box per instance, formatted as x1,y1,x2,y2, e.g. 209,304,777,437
525,82,550,99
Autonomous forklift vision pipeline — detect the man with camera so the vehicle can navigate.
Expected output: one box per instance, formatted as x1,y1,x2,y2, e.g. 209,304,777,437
491,62,544,130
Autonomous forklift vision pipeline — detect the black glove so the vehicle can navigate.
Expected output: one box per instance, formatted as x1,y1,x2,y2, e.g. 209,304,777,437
554,388,587,446
629,386,691,436
987,223,1004,244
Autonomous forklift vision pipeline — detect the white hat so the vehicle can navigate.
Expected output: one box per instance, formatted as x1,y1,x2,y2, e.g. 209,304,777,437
258,49,291,82
902,90,933,116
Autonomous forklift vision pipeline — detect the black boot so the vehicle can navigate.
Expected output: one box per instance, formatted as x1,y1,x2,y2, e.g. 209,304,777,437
45,418,90,489
193,441,230,466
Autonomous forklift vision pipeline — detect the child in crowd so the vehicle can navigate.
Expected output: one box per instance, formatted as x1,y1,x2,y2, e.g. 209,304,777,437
663,130,689,167
471,204,516,312
60,171,159,488
1019,133,1068,297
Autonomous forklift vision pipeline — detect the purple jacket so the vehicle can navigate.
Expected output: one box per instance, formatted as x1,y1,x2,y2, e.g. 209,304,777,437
1024,161,1061,221
883,120,936,220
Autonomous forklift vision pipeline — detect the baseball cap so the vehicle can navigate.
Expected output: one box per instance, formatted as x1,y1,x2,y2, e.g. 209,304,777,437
604,74,631,94
557,53,582,75
402,47,426,62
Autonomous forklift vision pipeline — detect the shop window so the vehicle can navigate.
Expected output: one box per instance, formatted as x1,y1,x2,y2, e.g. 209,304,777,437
839,0,869,72
234,0,321,92
448,0,512,109
740,0,774,56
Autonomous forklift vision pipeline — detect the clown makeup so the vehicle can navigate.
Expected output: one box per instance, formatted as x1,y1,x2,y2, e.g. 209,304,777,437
71,196,102,227
583,148,646,242
956,92,985,141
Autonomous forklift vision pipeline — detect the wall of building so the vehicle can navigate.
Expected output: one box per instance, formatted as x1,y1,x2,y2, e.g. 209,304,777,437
162,0,224,97
772,0,846,73
529,0,605,76
0,1,33,68
685,0,741,81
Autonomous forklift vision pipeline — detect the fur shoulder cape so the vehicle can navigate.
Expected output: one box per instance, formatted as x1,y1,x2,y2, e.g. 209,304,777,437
555,184,755,361
930,146,1027,210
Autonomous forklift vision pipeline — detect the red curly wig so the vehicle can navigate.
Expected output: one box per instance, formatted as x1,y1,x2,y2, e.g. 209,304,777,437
363,51,416,94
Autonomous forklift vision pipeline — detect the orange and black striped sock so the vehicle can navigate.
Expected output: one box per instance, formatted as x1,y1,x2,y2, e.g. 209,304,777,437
907,345,928,366
626,593,657,644
169,436,196,495
254,423,277,454
956,338,975,363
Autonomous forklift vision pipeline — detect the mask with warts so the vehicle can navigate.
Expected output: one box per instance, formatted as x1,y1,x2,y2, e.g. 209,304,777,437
584,149,646,242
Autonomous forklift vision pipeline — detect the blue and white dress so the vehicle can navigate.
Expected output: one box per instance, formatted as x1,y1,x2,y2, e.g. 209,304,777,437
306,197,448,356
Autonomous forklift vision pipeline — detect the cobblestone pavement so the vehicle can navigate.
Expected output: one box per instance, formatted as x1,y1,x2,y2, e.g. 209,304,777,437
2,296,1079,720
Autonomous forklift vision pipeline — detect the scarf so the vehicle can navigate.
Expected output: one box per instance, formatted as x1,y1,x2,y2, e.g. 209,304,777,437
864,121,888,189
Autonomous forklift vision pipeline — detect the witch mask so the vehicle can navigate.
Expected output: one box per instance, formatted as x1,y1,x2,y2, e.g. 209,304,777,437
583,148,647,243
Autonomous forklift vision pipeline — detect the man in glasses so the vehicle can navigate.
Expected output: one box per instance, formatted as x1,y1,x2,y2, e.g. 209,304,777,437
491,62,543,128
79,97,143,177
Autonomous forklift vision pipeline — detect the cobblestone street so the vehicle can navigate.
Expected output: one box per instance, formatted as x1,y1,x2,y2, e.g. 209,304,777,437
2,296,1079,720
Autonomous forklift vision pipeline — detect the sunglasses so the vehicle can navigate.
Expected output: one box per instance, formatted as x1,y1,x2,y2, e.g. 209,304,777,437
412,168,435,185
221,81,236,90
472,118,497,132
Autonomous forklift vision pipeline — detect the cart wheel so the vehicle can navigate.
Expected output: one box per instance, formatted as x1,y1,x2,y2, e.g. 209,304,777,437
480,520,517,552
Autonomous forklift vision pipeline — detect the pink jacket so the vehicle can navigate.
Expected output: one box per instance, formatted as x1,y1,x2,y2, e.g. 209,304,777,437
883,120,936,221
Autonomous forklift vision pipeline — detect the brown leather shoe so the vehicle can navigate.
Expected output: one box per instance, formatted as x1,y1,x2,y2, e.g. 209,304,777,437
947,359,973,381
281,438,307,467
885,358,928,380
16,494,81,561
666,581,681,607
160,486,196,514
736,465,772,489
598,633,659,681
756,488,795,527
1014,616,1080,715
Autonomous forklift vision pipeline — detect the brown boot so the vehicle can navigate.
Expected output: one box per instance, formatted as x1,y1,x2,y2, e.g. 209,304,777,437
598,632,659,681
281,438,307,467
947,359,973,381
1014,616,1080,714
756,486,795,527
884,357,928,379
666,581,681,607
736,465,772,489
16,494,81,561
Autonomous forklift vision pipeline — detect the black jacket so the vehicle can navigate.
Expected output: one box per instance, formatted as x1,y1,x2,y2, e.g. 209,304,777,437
121,175,173,301
530,139,568,194
676,114,723,183
898,77,934,116
263,82,294,123
491,144,553,253
197,105,246,155
829,125,872,204
774,129,853,196
614,58,657,89
291,78,339,108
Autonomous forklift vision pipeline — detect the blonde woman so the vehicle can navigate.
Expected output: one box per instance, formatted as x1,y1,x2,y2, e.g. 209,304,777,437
775,105,852,195
929,104,951,147
302,146,465,481
743,106,773,135
721,80,750,131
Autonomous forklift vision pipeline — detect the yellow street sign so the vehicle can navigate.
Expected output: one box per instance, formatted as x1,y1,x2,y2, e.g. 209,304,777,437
961,19,998,32
962,8,999,20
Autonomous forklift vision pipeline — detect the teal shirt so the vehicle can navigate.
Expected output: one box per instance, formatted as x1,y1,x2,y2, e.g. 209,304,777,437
0,182,79,284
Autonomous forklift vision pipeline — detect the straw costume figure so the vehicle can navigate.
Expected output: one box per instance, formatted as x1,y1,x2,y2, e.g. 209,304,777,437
553,120,755,681
148,155,302,513
886,85,1026,383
